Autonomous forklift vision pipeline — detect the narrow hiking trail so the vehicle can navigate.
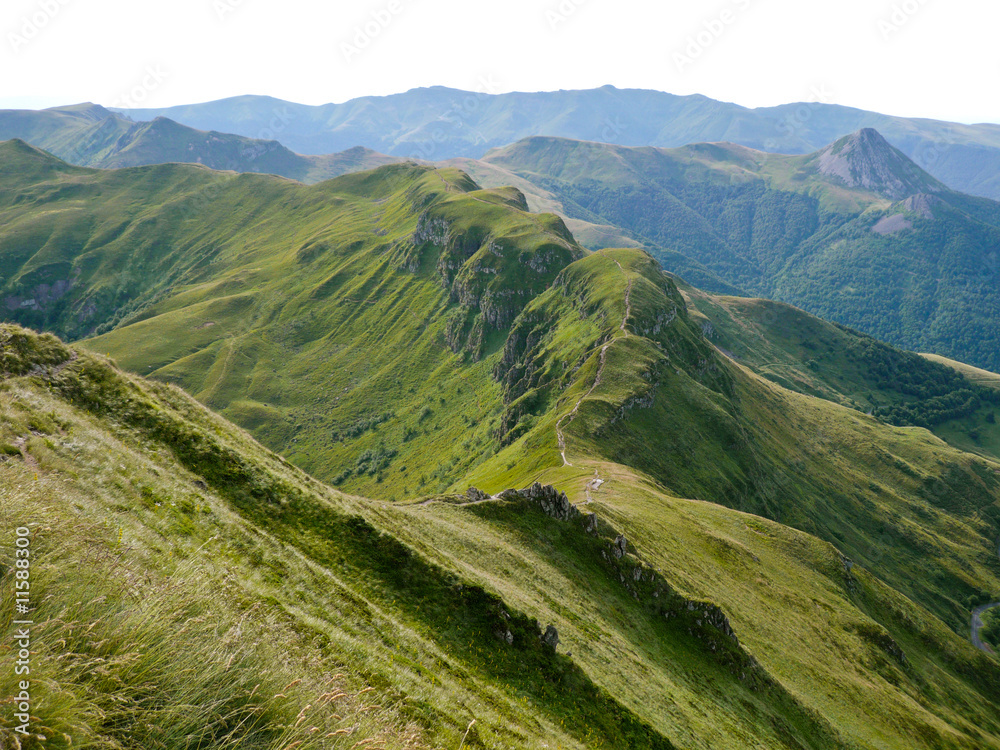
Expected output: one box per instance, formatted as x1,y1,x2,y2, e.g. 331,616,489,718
417,495,497,508
971,543,1000,654
972,603,1000,653
556,257,632,468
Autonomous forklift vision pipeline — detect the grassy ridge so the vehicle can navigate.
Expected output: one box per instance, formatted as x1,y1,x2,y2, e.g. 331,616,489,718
0,142,583,498
678,286,1000,462
5,315,1000,747
0,325,673,748
4,149,1000,746
469,249,1000,634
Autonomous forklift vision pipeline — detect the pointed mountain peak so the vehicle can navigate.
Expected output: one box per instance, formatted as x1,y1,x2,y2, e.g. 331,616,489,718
814,128,947,200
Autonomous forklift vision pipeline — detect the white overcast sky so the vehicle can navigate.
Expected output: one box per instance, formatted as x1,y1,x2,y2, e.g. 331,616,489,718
0,0,996,123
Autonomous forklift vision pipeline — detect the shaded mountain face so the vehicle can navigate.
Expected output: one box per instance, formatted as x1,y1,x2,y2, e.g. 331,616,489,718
113,86,1000,199
474,131,1000,372
0,104,403,182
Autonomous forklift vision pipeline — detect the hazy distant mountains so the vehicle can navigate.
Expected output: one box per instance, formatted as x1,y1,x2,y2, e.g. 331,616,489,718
0,103,399,182
115,86,1000,200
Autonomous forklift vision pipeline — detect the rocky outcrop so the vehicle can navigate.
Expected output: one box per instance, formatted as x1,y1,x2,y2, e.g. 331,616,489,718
612,534,628,559
3,277,75,313
411,204,580,361
637,307,678,338
901,193,940,219
412,212,451,246
466,486,490,503
504,480,771,687
872,193,942,235
540,624,560,651
498,482,579,521
609,390,656,427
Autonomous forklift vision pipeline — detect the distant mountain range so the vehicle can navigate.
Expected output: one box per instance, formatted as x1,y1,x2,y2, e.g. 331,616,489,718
113,86,1000,200
0,102,398,181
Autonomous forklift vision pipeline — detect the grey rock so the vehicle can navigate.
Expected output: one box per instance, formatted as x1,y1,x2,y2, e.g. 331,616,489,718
497,482,579,521
613,535,628,559
540,624,560,651
466,486,490,503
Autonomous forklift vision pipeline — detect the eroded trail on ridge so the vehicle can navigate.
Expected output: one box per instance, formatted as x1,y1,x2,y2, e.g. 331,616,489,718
556,257,632,467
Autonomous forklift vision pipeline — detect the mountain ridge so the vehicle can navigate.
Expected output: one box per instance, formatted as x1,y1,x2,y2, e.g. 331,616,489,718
109,85,1000,199
3,147,1000,745
812,127,947,199
0,104,403,183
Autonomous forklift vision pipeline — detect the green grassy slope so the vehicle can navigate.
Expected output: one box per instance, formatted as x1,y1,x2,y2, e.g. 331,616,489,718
677,285,1000,461
463,248,1000,633
923,354,1000,390
0,325,674,749
0,141,584,497
441,153,745,294
3,303,1000,749
4,149,1000,745
479,133,1000,371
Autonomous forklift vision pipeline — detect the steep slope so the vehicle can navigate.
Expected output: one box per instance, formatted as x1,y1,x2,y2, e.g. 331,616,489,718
677,284,1000,461
0,105,402,182
113,86,1000,199
4,298,1000,749
0,141,584,497
0,325,676,749
439,153,744,295
479,133,1000,371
